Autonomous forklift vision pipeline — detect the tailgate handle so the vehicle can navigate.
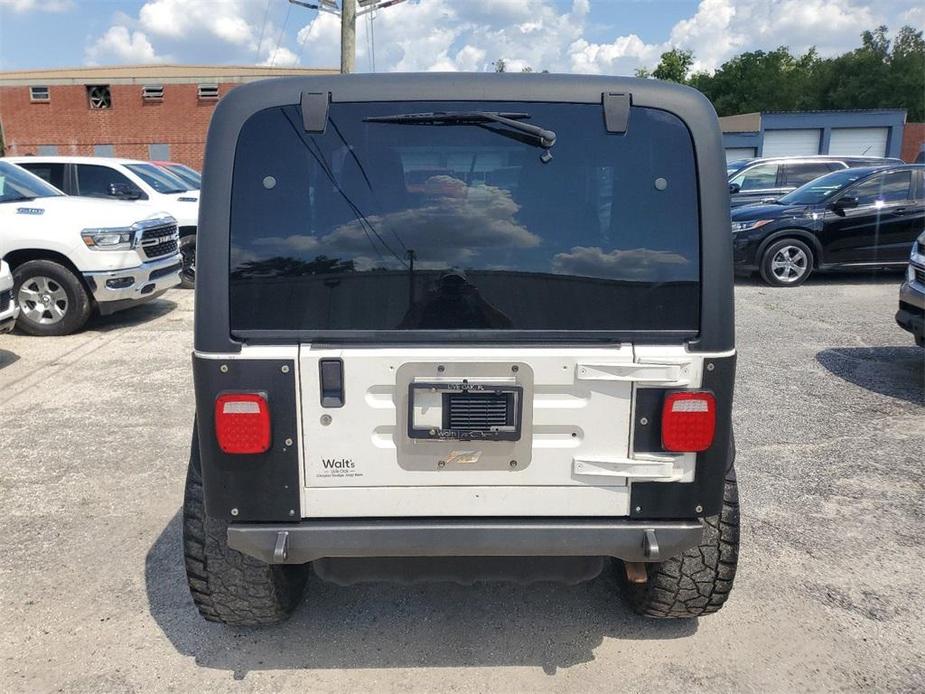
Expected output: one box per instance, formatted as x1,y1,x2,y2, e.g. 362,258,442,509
319,358,345,408
576,363,686,383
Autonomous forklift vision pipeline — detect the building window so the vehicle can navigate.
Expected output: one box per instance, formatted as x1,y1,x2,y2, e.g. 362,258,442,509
37,145,58,155
30,86,50,102
142,84,164,101
148,143,170,160
87,85,112,109
197,84,219,100
94,144,115,157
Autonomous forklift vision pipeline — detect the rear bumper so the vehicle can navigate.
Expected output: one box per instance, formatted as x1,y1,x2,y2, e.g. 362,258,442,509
227,518,704,565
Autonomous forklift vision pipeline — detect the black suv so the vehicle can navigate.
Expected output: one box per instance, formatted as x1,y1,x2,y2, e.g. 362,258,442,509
731,164,925,286
727,156,903,208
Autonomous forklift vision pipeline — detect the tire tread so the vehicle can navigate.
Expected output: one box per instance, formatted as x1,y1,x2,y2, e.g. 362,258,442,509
182,430,307,625
620,467,740,618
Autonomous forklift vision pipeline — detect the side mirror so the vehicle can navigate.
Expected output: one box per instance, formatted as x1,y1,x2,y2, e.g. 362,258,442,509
728,182,741,195
834,195,858,211
108,182,141,200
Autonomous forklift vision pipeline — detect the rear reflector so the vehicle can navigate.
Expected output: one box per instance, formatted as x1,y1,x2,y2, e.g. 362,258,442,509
661,391,716,452
215,393,271,454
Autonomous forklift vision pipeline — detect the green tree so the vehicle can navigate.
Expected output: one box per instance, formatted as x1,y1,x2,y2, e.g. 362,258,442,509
651,48,694,83
689,46,820,115
686,25,925,120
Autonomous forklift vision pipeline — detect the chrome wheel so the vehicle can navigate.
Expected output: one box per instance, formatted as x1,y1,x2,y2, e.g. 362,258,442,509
18,276,69,325
770,245,809,283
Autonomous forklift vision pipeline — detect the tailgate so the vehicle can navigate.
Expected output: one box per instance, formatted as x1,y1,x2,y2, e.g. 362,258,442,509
299,346,699,517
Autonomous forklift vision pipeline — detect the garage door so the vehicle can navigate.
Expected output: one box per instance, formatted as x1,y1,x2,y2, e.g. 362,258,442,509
828,127,889,157
725,147,756,163
762,129,821,157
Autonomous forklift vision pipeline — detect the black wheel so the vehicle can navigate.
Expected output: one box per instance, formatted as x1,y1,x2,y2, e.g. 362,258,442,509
759,238,814,287
13,260,92,336
178,234,196,289
183,426,308,625
619,466,740,618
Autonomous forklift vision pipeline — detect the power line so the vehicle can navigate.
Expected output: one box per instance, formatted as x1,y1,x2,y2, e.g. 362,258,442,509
255,0,273,63
271,0,294,66
289,0,406,74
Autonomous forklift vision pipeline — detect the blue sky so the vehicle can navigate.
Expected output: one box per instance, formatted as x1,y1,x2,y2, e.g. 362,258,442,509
0,1,922,74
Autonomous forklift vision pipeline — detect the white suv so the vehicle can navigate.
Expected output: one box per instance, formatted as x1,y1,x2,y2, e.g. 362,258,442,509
6,156,199,288
0,161,181,335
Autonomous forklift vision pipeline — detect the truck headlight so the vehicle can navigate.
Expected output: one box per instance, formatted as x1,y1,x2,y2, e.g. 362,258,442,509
81,228,135,251
731,220,772,233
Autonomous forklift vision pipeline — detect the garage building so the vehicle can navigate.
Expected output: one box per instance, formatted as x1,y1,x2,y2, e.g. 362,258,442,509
720,109,909,163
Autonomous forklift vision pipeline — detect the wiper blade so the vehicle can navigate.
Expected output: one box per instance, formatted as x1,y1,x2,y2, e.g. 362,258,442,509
365,111,557,160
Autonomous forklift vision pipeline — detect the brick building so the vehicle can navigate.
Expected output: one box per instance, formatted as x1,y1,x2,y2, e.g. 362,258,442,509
0,64,336,170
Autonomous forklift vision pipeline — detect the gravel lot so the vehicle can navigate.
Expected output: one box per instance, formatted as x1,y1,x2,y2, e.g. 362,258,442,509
1,274,922,693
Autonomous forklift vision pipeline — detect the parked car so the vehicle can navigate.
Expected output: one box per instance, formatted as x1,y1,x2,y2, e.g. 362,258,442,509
727,155,904,208
0,160,181,335
6,156,198,289
731,164,924,286
183,73,740,624
153,161,202,189
896,230,925,346
0,259,19,334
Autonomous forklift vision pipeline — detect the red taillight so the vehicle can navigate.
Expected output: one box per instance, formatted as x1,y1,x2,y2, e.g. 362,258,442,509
214,393,271,454
661,391,716,452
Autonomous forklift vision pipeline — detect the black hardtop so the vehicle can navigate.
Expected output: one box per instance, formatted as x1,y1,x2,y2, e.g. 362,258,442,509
195,73,734,353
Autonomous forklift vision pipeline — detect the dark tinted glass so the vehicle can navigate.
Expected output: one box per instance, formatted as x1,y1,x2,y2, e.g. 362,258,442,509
778,167,873,205
0,161,63,202
852,170,913,205
75,164,140,198
781,162,840,187
229,101,700,334
18,162,66,190
126,163,187,193
166,164,201,188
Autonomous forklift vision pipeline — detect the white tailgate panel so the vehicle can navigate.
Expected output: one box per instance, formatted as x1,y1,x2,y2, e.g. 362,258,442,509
299,346,700,517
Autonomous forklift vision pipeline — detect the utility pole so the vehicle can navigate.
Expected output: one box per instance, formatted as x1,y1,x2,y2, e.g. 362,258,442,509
289,0,406,75
340,0,356,74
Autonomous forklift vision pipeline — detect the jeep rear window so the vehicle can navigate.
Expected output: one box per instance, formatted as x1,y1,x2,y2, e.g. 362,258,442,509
229,101,700,335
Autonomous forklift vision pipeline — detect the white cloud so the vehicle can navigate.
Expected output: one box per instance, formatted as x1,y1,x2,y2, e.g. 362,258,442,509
81,0,912,75
0,0,72,12
569,0,886,75
261,46,300,68
552,246,692,281
85,26,164,65
901,6,924,30
138,0,256,46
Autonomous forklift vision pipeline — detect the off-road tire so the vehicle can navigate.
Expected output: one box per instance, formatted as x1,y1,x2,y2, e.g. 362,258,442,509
619,466,740,618
178,235,196,289
759,238,814,287
183,428,308,625
12,259,92,336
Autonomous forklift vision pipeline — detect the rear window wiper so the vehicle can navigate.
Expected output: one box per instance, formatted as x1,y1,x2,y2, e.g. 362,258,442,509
364,111,557,162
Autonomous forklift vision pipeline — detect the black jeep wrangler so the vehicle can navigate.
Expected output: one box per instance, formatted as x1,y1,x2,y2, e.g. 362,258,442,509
185,74,738,625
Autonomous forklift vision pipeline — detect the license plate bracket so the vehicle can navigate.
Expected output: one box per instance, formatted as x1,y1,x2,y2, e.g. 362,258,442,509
408,382,523,442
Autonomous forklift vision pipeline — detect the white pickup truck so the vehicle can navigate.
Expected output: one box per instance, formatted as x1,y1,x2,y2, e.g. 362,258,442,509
7,155,199,288
0,160,181,336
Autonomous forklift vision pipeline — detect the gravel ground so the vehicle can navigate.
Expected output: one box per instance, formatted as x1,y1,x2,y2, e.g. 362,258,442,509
0,274,922,693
